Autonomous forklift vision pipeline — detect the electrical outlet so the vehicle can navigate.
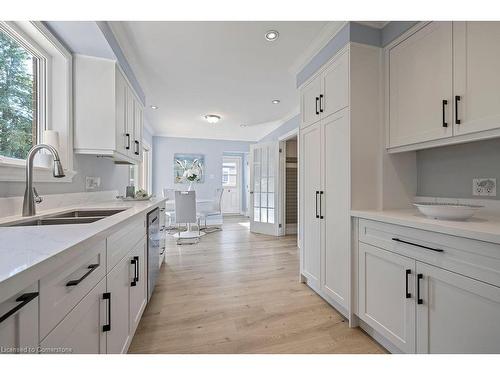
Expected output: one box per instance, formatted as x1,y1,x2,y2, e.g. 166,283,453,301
85,176,101,191
473,178,496,196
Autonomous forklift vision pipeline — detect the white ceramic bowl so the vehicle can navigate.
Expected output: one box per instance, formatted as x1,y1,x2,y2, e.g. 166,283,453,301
414,202,483,221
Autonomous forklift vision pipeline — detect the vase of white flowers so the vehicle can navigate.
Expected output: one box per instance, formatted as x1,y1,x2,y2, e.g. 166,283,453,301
176,158,202,191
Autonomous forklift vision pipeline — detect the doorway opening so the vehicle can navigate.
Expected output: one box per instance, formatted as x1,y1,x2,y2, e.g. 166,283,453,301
280,135,298,235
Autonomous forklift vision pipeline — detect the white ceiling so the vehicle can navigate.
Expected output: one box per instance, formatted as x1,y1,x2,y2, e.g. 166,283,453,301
109,21,341,141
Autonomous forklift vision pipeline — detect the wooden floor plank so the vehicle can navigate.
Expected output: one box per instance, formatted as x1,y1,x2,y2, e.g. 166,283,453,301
128,216,385,354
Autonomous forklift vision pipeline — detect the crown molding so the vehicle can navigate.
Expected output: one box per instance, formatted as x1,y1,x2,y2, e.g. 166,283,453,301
288,21,347,76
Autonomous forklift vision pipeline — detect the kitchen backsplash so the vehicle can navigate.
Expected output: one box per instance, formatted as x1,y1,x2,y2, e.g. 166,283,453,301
417,137,500,200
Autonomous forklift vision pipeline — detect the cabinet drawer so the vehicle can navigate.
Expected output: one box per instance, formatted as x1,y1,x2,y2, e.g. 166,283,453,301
359,219,500,288
40,278,107,354
107,216,145,272
40,240,105,340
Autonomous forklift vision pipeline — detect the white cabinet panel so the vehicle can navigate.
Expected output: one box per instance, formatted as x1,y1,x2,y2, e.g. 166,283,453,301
133,100,143,159
359,243,416,353
300,122,322,287
300,75,321,129
115,69,129,156
321,112,349,308
389,22,453,147
40,278,107,354
321,51,349,119
129,239,147,333
0,284,38,353
453,21,500,136
416,262,500,354
106,254,131,354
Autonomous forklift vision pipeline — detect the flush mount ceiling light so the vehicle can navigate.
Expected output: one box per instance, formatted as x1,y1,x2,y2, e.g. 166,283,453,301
272,99,280,104
204,114,221,124
265,30,279,41
240,124,248,128
150,105,158,110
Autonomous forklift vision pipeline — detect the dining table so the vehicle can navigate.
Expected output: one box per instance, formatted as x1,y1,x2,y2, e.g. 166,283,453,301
165,198,213,239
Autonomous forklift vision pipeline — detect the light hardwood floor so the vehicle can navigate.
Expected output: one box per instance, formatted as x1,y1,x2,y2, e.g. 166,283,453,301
128,216,385,354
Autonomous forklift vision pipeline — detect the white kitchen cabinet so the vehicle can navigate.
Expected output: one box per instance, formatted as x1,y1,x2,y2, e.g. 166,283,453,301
0,284,39,353
321,111,349,307
453,22,500,136
388,22,453,148
358,243,416,353
106,252,131,354
300,122,322,288
129,239,147,334
300,44,382,317
74,55,144,164
300,74,322,129
321,51,349,119
40,278,107,354
416,262,500,354
300,50,349,130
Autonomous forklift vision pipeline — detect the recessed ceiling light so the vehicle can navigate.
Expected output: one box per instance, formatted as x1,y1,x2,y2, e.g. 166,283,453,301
150,105,158,110
204,114,221,124
265,30,279,41
272,99,280,104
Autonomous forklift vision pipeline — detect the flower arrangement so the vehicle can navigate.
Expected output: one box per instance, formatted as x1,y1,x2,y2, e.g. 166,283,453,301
174,155,204,190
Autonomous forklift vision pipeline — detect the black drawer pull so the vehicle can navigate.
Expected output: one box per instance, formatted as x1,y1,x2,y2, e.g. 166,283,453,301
319,191,324,219
134,140,140,155
130,257,138,287
442,99,448,127
455,95,461,125
315,97,319,115
417,274,423,305
315,191,319,218
319,94,324,113
103,292,111,332
134,256,139,283
405,269,412,298
125,133,130,150
66,264,99,287
0,292,39,324
392,238,444,253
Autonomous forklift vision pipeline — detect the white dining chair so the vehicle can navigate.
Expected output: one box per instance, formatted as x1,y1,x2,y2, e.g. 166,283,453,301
197,188,223,233
174,190,200,244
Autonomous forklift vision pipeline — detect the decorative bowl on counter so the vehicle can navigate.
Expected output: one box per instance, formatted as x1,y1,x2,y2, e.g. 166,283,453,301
414,202,483,221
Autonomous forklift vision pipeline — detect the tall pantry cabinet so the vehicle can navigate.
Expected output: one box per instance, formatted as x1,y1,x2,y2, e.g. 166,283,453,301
299,43,382,316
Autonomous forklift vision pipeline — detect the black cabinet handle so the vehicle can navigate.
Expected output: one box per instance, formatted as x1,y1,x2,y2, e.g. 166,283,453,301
130,257,138,287
125,133,130,150
417,274,423,305
134,256,139,283
455,95,461,125
66,264,99,287
103,292,111,332
315,191,319,218
319,191,324,219
319,94,324,113
0,292,39,324
392,238,444,253
405,269,412,298
315,97,319,115
134,140,140,155
442,99,448,127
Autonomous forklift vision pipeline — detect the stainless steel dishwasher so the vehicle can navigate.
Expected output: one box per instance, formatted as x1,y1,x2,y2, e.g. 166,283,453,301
147,207,160,301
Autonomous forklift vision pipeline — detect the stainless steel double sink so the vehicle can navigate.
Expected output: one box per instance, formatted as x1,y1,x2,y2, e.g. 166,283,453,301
2,209,127,227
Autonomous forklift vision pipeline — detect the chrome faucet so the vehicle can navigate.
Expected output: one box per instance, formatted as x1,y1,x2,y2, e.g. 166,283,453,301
23,144,65,216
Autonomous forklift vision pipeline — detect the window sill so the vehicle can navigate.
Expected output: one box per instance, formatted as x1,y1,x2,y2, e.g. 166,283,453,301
0,160,76,183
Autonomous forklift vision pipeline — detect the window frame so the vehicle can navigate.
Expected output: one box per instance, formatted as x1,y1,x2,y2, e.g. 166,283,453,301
0,21,74,182
0,22,48,165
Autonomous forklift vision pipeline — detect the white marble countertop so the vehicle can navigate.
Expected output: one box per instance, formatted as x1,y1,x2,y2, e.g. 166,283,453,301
351,208,500,245
0,197,165,301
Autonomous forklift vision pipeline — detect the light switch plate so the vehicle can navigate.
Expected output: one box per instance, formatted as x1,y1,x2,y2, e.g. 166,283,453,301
85,176,101,191
473,178,496,196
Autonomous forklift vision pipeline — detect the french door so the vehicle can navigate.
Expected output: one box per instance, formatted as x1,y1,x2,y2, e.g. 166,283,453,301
249,142,280,235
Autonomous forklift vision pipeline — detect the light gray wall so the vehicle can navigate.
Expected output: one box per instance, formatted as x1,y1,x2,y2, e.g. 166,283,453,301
0,155,131,198
152,136,253,203
259,115,299,142
417,138,500,200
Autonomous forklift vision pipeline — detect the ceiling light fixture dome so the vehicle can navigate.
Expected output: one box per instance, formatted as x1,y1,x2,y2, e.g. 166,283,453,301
265,30,279,41
272,99,280,104
204,114,221,124
150,105,158,110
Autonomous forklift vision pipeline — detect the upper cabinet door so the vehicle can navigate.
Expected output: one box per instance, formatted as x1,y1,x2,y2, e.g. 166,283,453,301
133,100,143,160
300,75,321,129
125,87,135,159
389,22,453,148
453,22,500,136
321,51,349,119
115,70,128,156
416,262,500,354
